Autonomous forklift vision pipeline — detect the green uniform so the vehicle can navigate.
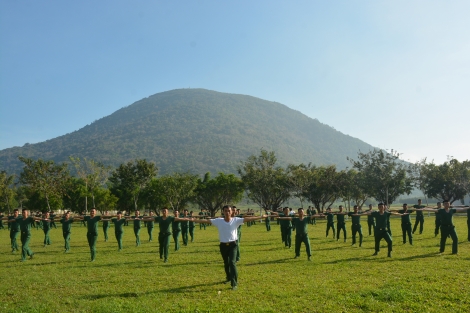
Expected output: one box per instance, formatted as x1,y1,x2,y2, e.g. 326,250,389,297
181,218,189,246
9,216,20,252
84,216,101,261
367,213,375,236
155,216,175,261
60,218,74,251
279,213,292,248
132,216,142,246
146,218,154,242
0,215,4,229
348,212,363,246
398,210,413,245
42,218,52,246
112,218,126,250
235,214,243,261
189,219,195,242
18,216,35,261
102,218,110,241
325,212,336,238
412,205,425,234
199,211,206,230
336,213,347,241
172,218,181,251
466,209,470,242
265,214,271,231
50,213,57,229
438,209,459,254
292,217,311,259
371,212,392,255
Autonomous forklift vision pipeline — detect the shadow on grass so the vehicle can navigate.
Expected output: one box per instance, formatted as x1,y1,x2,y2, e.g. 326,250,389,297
397,252,441,261
243,258,293,266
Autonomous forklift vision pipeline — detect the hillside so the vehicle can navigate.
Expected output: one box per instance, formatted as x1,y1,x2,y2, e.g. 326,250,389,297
0,89,375,175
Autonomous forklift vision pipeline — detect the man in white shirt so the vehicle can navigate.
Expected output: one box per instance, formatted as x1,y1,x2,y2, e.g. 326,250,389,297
192,205,265,290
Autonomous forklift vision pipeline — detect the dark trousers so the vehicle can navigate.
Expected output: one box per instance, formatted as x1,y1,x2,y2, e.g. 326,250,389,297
87,232,98,261
281,226,292,247
351,224,363,246
103,224,109,241
467,220,470,241
337,222,346,240
115,231,123,250
265,219,271,231
375,229,392,252
367,221,375,236
189,226,195,242
134,227,141,246
147,227,154,241
63,231,71,251
159,232,171,259
182,226,189,245
21,231,33,260
326,222,335,237
43,227,51,245
440,225,458,254
10,230,19,251
413,216,424,234
435,219,441,236
172,229,181,251
295,233,311,257
401,223,412,244
219,242,238,287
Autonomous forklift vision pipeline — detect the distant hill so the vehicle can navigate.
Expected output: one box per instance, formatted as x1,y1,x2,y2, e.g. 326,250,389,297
0,88,375,175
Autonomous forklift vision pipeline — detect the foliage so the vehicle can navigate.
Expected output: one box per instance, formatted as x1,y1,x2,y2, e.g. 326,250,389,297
0,170,16,212
193,172,245,217
303,165,342,212
286,164,313,208
62,177,87,213
18,156,70,211
414,158,470,204
338,169,370,210
238,150,291,210
348,149,413,206
158,172,199,212
109,159,158,211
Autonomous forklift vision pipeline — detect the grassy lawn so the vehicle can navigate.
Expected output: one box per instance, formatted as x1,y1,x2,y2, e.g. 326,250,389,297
1,215,469,313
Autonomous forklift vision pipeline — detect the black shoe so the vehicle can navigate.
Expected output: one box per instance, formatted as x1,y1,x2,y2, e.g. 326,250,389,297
372,252,378,256
29,254,34,260
308,256,312,261
388,251,392,258
294,256,299,259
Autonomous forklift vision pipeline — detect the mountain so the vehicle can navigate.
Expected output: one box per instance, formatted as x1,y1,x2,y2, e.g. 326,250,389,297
0,88,375,175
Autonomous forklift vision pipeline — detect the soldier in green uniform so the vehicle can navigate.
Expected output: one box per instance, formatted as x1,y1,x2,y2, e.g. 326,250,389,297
78,208,102,261
172,210,182,251
363,203,397,257
181,209,190,246
412,199,426,234
348,205,364,247
434,202,442,237
325,208,336,238
128,210,143,246
143,207,189,263
3,209,20,252
146,211,155,242
198,209,207,230
80,211,87,227
102,211,110,242
50,211,57,229
35,211,42,230
418,201,470,254
394,203,413,245
277,207,292,248
334,206,347,242
189,211,195,242
41,212,52,247
276,208,323,260
103,211,127,251
60,211,76,253
16,209,42,261
367,204,375,236
264,209,271,231
233,207,243,261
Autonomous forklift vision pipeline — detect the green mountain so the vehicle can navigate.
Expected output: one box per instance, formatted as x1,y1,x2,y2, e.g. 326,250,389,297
0,89,375,175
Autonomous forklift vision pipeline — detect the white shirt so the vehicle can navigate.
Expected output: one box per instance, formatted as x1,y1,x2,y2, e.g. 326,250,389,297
211,217,244,242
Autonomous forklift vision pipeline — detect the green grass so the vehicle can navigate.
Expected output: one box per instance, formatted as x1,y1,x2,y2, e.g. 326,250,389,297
1,216,469,313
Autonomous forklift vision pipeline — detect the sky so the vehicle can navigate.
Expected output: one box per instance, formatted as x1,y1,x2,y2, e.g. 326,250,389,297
1,1,469,165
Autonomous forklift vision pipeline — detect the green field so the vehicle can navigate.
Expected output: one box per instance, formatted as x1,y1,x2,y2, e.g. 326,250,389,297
1,216,469,313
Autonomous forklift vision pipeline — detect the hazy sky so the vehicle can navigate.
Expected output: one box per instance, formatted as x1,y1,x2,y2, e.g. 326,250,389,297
1,1,469,165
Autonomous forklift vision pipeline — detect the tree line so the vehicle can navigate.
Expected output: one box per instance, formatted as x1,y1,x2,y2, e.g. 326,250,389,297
1,149,469,216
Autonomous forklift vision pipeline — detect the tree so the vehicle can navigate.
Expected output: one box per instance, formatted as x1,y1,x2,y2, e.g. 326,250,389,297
348,149,413,206
0,171,16,212
338,169,370,210
109,159,158,212
286,164,313,208
415,158,470,204
62,177,87,213
93,187,118,213
140,178,168,214
18,157,70,211
193,172,245,217
238,150,291,210
158,172,199,212
303,165,342,212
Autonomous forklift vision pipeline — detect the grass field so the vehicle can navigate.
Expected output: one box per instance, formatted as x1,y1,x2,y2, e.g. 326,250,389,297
1,215,469,313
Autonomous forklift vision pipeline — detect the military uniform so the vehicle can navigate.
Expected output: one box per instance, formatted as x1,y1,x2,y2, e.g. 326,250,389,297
336,213,347,241
84,215,101,261
467,209,470,242
181,218,189,246
199,211,206,230
8,215,20,252
279,213,292,248
60,217,74,252
434,210,441,237
42,217,52,246
325,212,336,238
112,218,126,250
438,208,459,254
348,212,363,246
18,216,35,261
292,217,311,259
132,216,142,246
172,218,181,251
155,216,175,262
146,218,154,242
102,218,110,242
412,205,425,234
367,214,375,236
371,211,392,256
189,218,195,242
265,213,271,231
398,209,413,245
